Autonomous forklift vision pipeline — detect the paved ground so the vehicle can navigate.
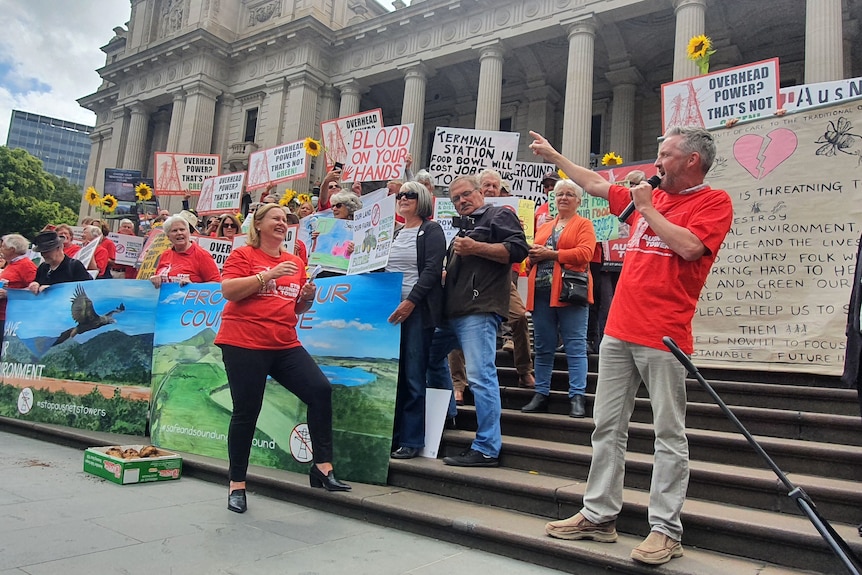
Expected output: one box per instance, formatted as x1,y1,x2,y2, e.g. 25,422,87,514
0,431,568,575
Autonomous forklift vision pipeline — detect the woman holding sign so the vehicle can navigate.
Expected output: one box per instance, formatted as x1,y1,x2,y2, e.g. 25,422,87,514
216,203,350,514
149,215,221,288
386,182,446,459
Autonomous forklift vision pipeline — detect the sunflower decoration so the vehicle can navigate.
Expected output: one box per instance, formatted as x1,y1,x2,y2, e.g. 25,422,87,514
85,186,102,207
557,168,569,180
135,182,153,202
601,152,623,166
297,193,312,205
687,34,716,75
303,137,322,157
279,188,297,206
234,212,244,224
101,194,118,214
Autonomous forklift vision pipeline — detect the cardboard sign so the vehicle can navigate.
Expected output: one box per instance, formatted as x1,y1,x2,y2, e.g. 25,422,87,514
343,124,413,183
428,127,520,188
154,153,221,195
348,194,396,275
194,237,234,271
246,140,308,190
779,76,862,112
662,58,780,131
511,161,554,205
320,109,383,170
108,233,145,267
196,172,246,215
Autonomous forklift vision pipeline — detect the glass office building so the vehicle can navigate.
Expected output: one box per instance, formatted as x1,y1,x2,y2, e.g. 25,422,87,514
6,110,93,189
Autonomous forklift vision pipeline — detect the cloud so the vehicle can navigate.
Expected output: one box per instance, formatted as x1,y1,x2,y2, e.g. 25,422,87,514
162,291,186,304
309,341,336,350
0,1,131,143
318,319,375,331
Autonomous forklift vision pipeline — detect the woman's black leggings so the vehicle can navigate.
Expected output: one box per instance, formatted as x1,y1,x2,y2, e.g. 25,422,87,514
219,344,333,482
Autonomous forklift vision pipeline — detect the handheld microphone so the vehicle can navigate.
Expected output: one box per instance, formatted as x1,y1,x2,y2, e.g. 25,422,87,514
618,175,662,223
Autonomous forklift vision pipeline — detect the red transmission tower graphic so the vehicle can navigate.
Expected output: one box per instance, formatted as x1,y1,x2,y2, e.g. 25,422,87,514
157,155,182,192
325,126,348,166
667,81,705,128
249,153,269,188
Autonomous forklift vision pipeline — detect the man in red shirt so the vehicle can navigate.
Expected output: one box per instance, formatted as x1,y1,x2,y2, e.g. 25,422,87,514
529,127,733,566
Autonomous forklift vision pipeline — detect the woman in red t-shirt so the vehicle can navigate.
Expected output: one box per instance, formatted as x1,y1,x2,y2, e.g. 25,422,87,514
150,216,221,288
214,204,349,514
0,234,38,348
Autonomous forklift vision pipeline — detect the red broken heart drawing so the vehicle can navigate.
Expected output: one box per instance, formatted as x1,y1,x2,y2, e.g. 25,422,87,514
733,129,798,179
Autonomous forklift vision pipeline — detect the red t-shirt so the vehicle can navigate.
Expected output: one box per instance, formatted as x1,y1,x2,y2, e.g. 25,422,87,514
92,243,109,276
604,184,733,354
153,243,221,284
101,238,116,262
0,256,37,321
294,239,308,264
214,246,307,350
64,244,81,257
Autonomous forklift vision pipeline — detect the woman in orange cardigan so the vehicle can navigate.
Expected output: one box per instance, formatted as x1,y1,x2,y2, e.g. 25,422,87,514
522,179,596,417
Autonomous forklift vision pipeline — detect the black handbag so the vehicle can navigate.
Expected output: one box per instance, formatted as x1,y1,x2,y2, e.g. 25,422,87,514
558,269,589,306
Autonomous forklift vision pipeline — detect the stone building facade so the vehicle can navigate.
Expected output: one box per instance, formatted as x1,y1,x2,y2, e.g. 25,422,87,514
78,0,860,216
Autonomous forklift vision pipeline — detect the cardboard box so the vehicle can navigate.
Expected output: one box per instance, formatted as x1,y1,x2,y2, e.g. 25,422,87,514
84,445,182,485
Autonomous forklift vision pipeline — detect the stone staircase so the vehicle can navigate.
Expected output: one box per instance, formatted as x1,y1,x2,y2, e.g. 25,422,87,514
389,351,862,574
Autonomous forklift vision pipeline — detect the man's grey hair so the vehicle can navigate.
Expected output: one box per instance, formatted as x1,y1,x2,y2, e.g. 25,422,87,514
664,126,716,173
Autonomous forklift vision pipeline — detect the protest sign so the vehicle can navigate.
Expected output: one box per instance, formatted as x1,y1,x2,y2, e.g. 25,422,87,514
108,233,145,267
73,240,98,269
136,230,172,279
307,218,353,274
348,194,396,275
196,172,246,215
320,109,383,170
104,168,142,203
662,58,780,131
0,281,159,436
343,124,413,183
428,127,520,188
149,274,403,484
580,161,658,241
779,76,862,113
690,98,862,375
195,237,234,271
511,161,553,205
432,197,460,246
154,153,221,195
246,140,308,190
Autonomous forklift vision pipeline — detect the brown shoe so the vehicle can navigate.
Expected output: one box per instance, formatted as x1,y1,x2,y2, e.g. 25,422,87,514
518,373,535,389
545,512,617,542
630,531,683,565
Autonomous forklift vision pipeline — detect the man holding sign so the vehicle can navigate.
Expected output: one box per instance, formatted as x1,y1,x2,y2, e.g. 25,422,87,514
427,174,529,467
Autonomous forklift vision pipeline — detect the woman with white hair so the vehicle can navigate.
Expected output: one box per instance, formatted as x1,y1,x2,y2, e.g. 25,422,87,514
150,214,220,288
0,234,37,347
329,190,362,221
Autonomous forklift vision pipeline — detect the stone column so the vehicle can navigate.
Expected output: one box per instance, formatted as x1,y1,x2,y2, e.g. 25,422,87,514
805,0,844,83
263,79,288,148
80,129,109,218
166,90,186,152
474,43,504,131
672,0,707,81
561,20,595,167
150,110,171,154
338,81,363,117
605,66,642,162
122,102,150,172
211,95,236,164
177,82,219,153
106,105,128,169
524,82,560,159
401,63,430,166
284,74,323,192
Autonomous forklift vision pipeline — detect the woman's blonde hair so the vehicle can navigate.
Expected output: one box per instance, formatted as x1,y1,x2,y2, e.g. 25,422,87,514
247,203,285,249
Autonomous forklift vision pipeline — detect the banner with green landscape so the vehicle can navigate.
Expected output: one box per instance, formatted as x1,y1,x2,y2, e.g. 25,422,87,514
149,274,402,484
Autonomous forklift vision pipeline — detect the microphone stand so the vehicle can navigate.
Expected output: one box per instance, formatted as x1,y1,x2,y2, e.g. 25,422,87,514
662,336,861,575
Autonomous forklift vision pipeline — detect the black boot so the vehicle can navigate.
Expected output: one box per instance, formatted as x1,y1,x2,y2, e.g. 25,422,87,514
569,395,586,418
521,392,549,413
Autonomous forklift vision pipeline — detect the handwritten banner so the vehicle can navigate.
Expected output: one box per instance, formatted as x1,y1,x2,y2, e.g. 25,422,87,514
154,153,221,195
308,218,353,274
344,124,413,183
662,58,780,131
348,195,396,275
320,109,383,171
429,127,520,188
246,140,308,190
511,161,553,205
197,172,246,215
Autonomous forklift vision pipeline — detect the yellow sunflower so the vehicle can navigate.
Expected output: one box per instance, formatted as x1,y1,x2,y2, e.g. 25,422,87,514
101,194,118,213
557,168,568,180
601,152,623,166
687,34,712,60
85,186,102,207
304,137,322,157
135,182,153,202
235,212,244,224
297,193,312,205
279,189,297,206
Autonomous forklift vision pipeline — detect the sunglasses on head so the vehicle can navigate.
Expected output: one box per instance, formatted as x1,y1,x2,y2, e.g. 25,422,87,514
396,191,418,200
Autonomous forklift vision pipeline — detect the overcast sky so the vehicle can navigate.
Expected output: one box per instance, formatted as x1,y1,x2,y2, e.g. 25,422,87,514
0,1,133,144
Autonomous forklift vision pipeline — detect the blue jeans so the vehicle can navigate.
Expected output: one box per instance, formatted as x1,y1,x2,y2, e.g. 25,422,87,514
532,287,588,398
392,312,435,449
426,313,503,457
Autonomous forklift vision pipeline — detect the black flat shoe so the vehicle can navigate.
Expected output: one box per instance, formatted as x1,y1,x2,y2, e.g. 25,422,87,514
569,395,586,418
391,446,420,459
309,465,351,492
227,489,247,513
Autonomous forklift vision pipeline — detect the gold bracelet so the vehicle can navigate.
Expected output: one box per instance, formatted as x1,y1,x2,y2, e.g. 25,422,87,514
255,273,266,288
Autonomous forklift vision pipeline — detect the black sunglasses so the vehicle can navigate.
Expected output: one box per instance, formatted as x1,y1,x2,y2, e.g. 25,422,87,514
222,222,237,228
396,191,419,200
333,203,345,209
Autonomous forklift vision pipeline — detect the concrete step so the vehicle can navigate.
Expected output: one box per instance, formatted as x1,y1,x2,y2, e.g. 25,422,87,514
431,429,862,524
389,449,862,574
454,406,862,482
495,385,862,446
0,417,824,575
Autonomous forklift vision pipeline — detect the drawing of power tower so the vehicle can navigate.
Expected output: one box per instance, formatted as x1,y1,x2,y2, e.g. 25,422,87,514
157,155,182,191
325,125,349,165
667,81,705,128
249,153,269,188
